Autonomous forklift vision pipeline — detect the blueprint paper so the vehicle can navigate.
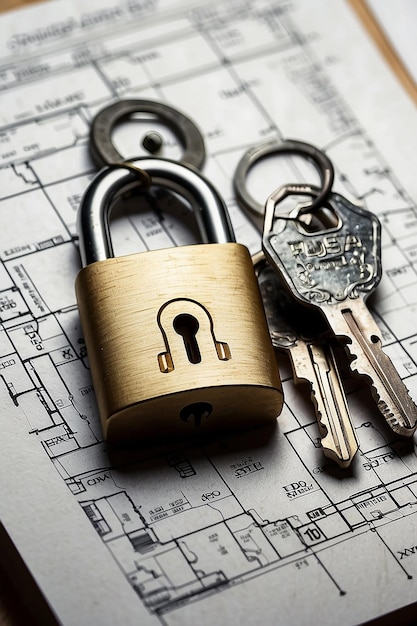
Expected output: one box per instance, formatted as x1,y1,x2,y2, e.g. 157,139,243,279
0,0,416,625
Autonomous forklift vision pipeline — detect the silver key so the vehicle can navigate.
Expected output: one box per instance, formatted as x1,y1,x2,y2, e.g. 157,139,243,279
254,252,358,467
263,184,417,437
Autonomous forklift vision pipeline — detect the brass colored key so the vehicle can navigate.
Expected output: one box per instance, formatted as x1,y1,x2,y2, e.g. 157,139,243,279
254,252,358,467
263,184,417,437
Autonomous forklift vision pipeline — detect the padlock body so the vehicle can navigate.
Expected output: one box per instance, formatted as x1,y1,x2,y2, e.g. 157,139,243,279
75,243,283,442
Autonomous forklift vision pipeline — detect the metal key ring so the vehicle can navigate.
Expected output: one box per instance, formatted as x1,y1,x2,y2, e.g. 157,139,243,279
233,138,334,228
89,99,206,170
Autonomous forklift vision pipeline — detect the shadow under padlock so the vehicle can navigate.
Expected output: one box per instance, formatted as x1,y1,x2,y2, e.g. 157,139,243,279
75,158,283,445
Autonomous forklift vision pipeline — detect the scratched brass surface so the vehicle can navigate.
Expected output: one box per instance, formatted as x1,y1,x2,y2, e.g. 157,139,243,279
76,243,283,442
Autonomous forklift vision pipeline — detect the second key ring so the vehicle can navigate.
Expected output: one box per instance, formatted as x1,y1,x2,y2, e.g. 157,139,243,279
233,138,334,229
90,99,206,170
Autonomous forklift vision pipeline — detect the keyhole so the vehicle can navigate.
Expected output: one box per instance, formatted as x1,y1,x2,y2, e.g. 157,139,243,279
173,314,201,364
180,402,213,427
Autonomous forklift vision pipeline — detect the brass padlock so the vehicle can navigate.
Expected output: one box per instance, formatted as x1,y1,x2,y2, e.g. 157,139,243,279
75,158,283,443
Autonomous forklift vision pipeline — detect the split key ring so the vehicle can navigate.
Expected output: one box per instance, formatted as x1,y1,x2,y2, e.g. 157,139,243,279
233,138,334,230
89,99,206,171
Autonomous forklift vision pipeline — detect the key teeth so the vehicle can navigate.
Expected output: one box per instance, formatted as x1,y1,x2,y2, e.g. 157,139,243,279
347,354,417,436
371,388,417,436
377,400,400,432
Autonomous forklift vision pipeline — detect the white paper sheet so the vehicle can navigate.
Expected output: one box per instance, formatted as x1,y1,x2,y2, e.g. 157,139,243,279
0,1,417,624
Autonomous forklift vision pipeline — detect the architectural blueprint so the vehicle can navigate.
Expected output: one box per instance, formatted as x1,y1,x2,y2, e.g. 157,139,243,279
0,0,417,624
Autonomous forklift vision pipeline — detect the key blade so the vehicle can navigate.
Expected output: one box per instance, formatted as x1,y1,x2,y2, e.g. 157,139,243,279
292,341,358,468
328,301,417,436
254,255,358,468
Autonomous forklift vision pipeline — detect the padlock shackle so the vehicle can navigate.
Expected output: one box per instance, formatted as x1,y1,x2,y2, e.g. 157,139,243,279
78,158,235,267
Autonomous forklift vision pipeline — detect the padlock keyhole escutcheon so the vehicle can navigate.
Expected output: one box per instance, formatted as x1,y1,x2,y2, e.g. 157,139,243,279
75,157,283,443
157,298,231,374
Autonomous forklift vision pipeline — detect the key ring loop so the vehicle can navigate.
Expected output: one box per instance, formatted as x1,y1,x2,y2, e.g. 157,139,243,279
233,138,334,228
89,99,206,170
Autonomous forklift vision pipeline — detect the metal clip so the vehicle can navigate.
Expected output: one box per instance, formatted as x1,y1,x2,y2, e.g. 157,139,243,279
263,182,342,237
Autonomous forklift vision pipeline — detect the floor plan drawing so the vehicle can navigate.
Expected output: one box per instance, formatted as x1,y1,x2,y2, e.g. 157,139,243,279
0,1,417,624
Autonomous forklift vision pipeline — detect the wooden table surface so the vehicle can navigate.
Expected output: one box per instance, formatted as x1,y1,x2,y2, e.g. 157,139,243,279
0,1,415,625
1,0,43,10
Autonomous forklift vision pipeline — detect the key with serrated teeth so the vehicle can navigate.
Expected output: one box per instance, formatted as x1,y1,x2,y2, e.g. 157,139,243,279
263,184,417,437
253,252,358,467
